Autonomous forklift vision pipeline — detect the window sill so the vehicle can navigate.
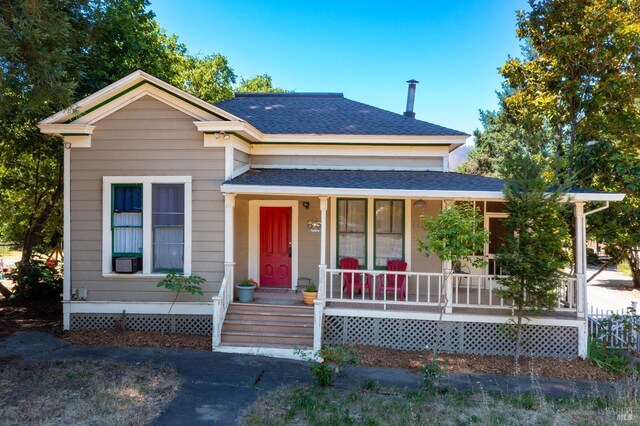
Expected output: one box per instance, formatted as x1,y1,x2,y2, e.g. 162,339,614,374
102,273,189,279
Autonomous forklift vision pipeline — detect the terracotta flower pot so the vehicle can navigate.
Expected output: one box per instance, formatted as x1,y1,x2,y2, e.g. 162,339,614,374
302,291,317,305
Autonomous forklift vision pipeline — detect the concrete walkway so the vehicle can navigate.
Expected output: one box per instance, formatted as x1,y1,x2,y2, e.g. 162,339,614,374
0,332,628,425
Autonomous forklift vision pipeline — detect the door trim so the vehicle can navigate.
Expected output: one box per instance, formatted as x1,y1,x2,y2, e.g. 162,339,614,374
248,200,299,289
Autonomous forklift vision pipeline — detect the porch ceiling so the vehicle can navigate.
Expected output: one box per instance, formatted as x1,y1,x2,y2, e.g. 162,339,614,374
221,168,625,202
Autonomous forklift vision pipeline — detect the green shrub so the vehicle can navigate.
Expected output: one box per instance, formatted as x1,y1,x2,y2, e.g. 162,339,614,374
8,255,62,300
295,346,360,387
421,357,446,391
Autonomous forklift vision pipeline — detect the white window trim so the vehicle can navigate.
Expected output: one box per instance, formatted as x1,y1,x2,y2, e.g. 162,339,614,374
333,196,410,271
248,200,299,289
102,176,192,276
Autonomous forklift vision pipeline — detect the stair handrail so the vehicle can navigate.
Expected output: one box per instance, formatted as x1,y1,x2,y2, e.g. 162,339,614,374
212,265,232,348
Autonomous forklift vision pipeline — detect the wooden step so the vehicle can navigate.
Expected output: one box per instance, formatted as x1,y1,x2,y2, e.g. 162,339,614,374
227,302,313,315
222,319,314,335
220,302,315,348
224,311,314,325
221,330,314,347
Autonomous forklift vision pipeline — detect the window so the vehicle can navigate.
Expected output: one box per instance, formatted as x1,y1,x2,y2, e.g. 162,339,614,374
374,199,404,268
337,199,367,268
152,184,184,272
103,176,191,275
112,185,143,257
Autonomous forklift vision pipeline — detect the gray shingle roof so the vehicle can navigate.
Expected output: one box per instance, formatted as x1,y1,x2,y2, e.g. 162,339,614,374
214,93,469,136
225,169,505,192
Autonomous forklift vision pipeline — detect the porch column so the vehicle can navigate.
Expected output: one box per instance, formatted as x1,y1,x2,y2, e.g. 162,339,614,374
575,202,588,358
442,200,454,314
574,202,587,318
315,196,328,353
224,193,236,290
62,143,71,329
318,197,328,295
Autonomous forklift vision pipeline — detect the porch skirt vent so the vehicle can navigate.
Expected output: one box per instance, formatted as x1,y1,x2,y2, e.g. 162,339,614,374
70,313,212,335
323,316,578,359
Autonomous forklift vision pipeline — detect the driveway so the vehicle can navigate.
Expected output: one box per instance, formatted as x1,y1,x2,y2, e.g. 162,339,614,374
0,331,625,425
587,266,640,312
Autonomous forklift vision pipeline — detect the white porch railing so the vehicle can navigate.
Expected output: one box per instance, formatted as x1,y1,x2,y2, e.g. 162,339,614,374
322,268,578,313
212,265,233,348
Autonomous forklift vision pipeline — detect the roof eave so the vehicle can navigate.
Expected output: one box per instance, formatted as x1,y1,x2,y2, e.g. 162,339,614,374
220,183,626,202
38,70,241,125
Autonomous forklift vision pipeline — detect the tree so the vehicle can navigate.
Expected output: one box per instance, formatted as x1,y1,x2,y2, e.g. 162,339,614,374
500,0,640,185
0,1,239,262
237,74,286,93
177,54,237,103
0,0,248,297
458,103,553,177
417,203,489,360
496,0,640,287
578,141,640,288
496,154,570,363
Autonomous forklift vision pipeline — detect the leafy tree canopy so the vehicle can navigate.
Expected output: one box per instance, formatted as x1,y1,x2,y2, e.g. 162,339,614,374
0,0,282,276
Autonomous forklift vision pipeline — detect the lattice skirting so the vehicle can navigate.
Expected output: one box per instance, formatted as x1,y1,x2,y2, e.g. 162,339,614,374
70,313,212,335
323,316,579,359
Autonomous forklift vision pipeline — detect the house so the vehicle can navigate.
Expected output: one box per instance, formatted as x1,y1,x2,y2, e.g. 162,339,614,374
38,70,624,359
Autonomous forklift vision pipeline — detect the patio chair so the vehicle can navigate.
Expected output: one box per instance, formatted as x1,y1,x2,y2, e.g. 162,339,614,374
378,259,408,300
339,257,371,299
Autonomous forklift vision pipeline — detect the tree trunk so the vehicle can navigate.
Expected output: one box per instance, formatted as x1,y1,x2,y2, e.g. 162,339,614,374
514,312,523,364
20,163,64,265
628,251,640,289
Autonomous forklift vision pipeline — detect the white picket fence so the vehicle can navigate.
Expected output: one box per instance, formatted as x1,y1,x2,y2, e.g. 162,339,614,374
588,304,640,352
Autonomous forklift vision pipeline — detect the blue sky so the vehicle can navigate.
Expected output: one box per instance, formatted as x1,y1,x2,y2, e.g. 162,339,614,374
150,1,528,140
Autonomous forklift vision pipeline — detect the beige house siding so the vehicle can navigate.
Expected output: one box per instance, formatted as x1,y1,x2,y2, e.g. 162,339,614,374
233,195,444,288
233,149,250,172
234,195,330,286
410,200,443,274
250,155,444,171
70,95,225,302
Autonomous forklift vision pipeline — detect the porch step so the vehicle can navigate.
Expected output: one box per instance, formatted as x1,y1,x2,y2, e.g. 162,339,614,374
220,302,314,349
220,331,313,347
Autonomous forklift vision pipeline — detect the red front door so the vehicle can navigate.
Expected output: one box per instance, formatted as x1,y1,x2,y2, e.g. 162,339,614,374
260,207,292,287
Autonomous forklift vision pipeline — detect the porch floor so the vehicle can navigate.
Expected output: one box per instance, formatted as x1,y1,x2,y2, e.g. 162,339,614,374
325,300,579,319
251,288,308,307
248,289,578,320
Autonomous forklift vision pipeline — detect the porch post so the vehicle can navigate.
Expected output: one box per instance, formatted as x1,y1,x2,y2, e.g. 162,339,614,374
224,193,236,291
575,202,589,358
318,197,328,295
443,200,453,314
315,197,328,353
574,202,587,318
62,143,71,329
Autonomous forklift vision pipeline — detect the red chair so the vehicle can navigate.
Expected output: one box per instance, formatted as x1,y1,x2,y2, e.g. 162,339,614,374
378,260,408,300
339,257,371,298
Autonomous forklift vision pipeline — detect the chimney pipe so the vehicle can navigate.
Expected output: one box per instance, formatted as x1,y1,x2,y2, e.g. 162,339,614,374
404,79,419,118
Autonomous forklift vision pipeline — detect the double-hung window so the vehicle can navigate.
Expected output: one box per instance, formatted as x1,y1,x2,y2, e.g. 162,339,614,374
337,198,367,268
103,176,191,275
374,199,404,268
336,198,406,270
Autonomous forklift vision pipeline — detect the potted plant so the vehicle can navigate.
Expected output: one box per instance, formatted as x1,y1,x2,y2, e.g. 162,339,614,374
236,278,258,303
302,282,318,305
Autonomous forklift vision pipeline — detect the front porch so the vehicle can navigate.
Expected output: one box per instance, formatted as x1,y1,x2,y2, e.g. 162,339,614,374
212,170,595,358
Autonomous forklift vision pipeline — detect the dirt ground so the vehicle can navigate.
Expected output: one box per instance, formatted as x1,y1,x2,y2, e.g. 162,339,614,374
0,298,61,337
352,345,617,382
64,329,211,350
0,357,180,425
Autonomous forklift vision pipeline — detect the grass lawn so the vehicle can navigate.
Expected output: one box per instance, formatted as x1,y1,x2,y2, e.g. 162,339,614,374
243,384,639,426
0,357,180,425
